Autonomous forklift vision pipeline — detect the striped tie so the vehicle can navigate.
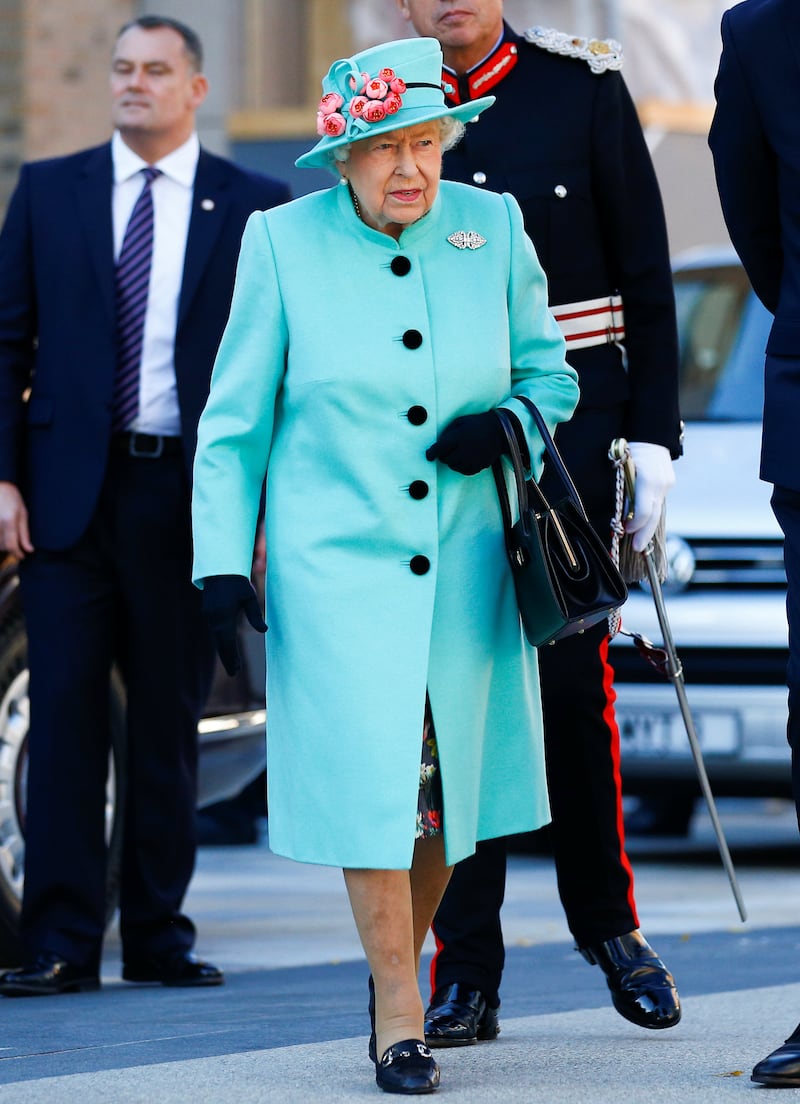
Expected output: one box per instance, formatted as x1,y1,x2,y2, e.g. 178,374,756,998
112,166,161,432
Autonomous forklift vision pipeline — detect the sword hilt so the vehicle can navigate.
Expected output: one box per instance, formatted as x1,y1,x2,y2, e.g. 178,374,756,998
609,437,636,520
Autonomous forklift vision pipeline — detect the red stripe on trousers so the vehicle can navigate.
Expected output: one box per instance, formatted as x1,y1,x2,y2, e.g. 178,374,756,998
600,632,639,929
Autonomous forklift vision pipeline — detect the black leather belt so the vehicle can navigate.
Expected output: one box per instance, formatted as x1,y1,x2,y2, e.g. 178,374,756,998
111,431,182,459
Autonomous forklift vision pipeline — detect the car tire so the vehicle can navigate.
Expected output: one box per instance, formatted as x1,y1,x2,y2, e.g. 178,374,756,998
0,615,126,967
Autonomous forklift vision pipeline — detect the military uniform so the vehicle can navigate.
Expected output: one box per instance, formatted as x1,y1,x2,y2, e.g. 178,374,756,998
430,22,682,1005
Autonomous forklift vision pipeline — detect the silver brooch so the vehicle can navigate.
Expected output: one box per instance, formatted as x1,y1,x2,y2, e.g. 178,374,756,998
447,230,487,250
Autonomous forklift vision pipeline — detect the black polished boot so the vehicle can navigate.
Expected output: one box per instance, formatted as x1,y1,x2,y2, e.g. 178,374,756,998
752,1024,800,1086
424,982,500,1047
579,929,681,1029
0,953,100,997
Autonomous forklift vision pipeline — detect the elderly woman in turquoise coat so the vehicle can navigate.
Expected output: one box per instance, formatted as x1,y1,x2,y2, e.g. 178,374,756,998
192,36,578,1095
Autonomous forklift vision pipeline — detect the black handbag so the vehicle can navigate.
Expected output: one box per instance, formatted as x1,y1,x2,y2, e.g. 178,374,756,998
492,395,627,647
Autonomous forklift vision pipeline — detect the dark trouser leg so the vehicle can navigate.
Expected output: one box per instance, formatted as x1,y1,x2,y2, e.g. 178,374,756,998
429,837,506,1006
770,485,800,830
110,452,215,960
538,623,638,947
19,544,118,971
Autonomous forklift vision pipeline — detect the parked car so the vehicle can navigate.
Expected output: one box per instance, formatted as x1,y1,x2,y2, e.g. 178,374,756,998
611,248,791,802
0,552,266,965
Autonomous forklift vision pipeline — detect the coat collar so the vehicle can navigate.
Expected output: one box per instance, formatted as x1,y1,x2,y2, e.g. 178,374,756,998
442,22,519,104
75,144,116,324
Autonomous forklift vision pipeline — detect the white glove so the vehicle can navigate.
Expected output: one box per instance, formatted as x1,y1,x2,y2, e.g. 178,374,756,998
624,441,675,552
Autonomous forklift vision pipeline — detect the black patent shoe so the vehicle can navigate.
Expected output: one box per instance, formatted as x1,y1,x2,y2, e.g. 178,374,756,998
376,1039,440,1095
0,953,100,997
122,951,223,987
424,982,500,1047
579,929,681,1029
752,1025,800,1086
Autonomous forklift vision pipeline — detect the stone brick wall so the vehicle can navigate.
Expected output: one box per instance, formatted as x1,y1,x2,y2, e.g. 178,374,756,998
24,0,133,159
0,0,23,213
0,0,133,217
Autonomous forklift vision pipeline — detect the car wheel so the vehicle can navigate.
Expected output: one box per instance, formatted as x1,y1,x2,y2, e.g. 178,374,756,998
0,616,126,967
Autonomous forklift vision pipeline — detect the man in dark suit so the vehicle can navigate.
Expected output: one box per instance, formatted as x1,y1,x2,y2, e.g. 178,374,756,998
397,0,683,1043
710,0,800,1086
0,15,288,996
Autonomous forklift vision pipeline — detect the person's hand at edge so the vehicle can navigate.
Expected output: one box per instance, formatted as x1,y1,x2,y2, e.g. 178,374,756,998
624,442,676,552
201,574,267,676
0,481,33,559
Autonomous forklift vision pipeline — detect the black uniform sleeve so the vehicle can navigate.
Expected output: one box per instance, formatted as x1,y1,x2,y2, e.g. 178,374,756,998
709,11,781,314
590,70,681,456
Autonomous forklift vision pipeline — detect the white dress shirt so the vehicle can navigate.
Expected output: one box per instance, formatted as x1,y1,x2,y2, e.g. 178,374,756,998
112,130,199,437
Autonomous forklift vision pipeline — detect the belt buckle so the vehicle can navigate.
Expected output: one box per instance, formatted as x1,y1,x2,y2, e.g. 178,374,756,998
129,432,163,459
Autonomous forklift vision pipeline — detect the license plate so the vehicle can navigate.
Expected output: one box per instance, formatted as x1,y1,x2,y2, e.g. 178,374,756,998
618,710,741,758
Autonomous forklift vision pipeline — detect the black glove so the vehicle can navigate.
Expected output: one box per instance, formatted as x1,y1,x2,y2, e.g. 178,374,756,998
201,574,267,676
426,410,508,475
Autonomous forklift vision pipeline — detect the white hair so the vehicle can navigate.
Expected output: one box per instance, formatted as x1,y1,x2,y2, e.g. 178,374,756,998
326,115,465,173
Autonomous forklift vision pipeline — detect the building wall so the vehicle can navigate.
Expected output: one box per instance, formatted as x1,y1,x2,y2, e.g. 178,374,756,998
24,0,133,158
0,0,23,212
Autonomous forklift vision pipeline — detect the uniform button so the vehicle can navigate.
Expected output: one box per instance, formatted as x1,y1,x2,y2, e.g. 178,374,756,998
473,171,487,185
402,329,423,349
410,555,430,575
408,480,429,500
554,184,567,198
407,405,428,425
391,256,411,276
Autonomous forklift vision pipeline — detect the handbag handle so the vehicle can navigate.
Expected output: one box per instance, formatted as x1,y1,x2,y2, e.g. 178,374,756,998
511,394,588,518
492,404,579,571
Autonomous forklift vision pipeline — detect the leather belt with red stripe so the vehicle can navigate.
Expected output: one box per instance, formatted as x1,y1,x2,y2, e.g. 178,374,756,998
551,294,625,350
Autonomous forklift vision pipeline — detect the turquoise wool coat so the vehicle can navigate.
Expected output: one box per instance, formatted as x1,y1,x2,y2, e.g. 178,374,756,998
192,180,579,869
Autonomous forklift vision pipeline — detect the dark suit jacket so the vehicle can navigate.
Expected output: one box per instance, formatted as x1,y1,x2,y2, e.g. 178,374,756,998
709,0,800,489
0,142,289,548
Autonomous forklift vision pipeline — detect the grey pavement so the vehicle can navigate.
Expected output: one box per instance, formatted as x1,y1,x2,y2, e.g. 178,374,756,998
2,799,800,1102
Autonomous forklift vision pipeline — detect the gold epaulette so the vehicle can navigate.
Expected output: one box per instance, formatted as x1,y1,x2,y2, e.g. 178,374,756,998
523,25,623,74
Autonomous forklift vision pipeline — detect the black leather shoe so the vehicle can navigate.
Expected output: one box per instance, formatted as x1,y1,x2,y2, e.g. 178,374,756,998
376,1039,440,1094
752,1026,800,1086
579,929,681,1029
424,983,500,1047
122,951,224,987
0,953,100,996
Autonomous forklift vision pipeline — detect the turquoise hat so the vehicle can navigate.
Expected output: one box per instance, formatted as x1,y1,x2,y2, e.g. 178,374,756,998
295,37,494,170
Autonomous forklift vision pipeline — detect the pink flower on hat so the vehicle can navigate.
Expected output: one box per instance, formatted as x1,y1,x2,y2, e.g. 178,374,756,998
364,78,389,100
362,100,387,123
317,64,408,140
317,111,346,137
348,70,372,92
318,92,344,115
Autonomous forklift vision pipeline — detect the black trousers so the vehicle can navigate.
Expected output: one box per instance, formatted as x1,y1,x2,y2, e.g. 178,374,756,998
430,403,638,1006
19,446,215,971
770,485,800,828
